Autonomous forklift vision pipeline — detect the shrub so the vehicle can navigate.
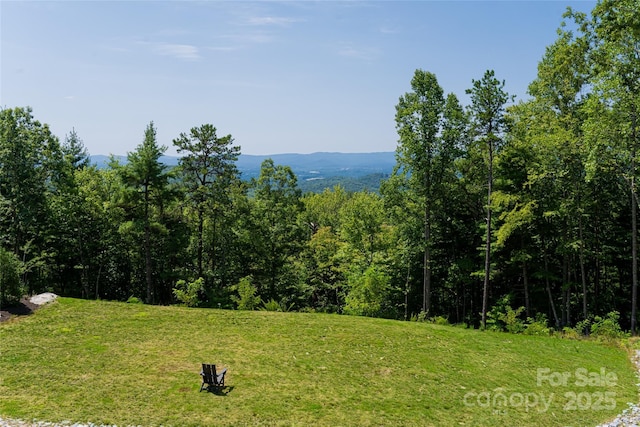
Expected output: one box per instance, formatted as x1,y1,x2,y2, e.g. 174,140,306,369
574,318,591,336
261,299,280,311
410,311,428,322
485,295,525,333
232,276,262,310
591,311,627,340
261,298,295,312
173,277,204,307
0,247,23,305
429,316,450,326
343,266,390,317
126,296,143,304
523,314,551,336
561,326,581,340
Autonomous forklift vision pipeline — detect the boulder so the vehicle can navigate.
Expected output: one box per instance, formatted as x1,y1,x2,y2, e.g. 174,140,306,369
29,292,58,306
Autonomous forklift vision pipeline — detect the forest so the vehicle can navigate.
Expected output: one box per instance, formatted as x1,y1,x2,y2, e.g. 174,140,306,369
1,1,638,333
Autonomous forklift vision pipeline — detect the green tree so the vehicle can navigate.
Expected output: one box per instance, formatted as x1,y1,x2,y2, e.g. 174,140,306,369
232,276,262,310
300,185,349,234
119,122,170,303
173,124,240,282
249,159,306,303
62,128,90,169
299,187,350,311
173,277,205,307
339,191,386,267
0,107,61,293
466,70,512,329
567,0,640,332
48,129,94,298
389,70,459,315
493,23,592,328
299,226,346,311
0,246,23,305
344,266,391,317
77,165,133,301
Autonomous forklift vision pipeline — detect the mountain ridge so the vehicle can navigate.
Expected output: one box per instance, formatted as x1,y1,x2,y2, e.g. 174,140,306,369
90,151,396,176
89,152,397,192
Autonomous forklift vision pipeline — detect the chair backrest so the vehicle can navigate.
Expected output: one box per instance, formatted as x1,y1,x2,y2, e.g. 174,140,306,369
202,363,215,383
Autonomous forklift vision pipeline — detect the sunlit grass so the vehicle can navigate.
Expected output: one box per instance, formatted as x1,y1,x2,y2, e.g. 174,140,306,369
0,298,637,426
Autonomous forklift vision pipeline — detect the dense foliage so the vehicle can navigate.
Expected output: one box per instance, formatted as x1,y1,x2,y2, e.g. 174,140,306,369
1,1,638,332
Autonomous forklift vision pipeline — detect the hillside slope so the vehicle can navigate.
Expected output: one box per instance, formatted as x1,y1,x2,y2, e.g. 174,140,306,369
0,298,636,426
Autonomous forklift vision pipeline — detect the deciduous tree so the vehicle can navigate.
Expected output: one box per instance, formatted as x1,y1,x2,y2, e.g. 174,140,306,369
390,70,459,315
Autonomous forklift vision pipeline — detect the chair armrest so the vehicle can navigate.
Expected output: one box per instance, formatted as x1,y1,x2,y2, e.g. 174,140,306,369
217,368,227,380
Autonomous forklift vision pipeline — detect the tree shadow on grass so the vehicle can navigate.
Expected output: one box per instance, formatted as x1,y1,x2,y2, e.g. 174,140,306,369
0,298,39,323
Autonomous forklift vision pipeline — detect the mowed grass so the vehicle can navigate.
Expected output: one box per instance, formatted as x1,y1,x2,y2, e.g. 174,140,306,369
0,298,637,426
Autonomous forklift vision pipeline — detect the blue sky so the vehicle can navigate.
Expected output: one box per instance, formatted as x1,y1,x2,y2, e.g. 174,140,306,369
2,1,596,156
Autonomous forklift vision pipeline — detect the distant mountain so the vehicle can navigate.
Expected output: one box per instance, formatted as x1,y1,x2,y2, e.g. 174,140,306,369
90,155,180,169
297,173,388,194
236,152,396,181
89,152,397,192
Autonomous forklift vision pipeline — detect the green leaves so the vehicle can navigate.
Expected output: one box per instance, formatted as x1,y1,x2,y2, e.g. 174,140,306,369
0,246,23,305
343,266,391,318
466,70,512,154
172,124,241,282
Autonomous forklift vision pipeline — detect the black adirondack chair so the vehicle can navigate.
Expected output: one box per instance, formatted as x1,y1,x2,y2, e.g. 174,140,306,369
200,363,227,392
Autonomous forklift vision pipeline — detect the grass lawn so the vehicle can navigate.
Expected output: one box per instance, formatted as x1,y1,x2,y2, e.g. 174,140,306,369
0,298,637,426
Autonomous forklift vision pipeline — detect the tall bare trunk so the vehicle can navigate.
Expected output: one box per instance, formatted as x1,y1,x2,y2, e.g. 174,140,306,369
422,163,433,316
481,140,493,329
145,184,153,304
197,207,204,279
523,261,530,319
544,249,560,329
424,210,431,315
578,204,588,320
521,236,531,318
632,160,638,335
631,104,638,335
404,260,411,321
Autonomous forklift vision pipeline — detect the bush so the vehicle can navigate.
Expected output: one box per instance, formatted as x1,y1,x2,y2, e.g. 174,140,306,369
410,311,428,322
232,276,262,310
591,311,627,340
343,266,390,317
523,314,551,336
173,277,204,307
429,315,450,326
126,296,143,304
561,326,581,340
261,298,295,312
485,295,525,333
0,247,23,305
574,318,591,336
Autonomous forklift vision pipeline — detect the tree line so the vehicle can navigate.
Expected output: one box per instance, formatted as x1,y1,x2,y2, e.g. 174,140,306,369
1,0,638,332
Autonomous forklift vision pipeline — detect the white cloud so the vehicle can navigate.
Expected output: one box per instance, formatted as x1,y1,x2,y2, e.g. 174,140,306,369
206,46,239,52
220,32,274,46
152,43,201,60
247,16,301,26
338,44,381,61
379,26,399,35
